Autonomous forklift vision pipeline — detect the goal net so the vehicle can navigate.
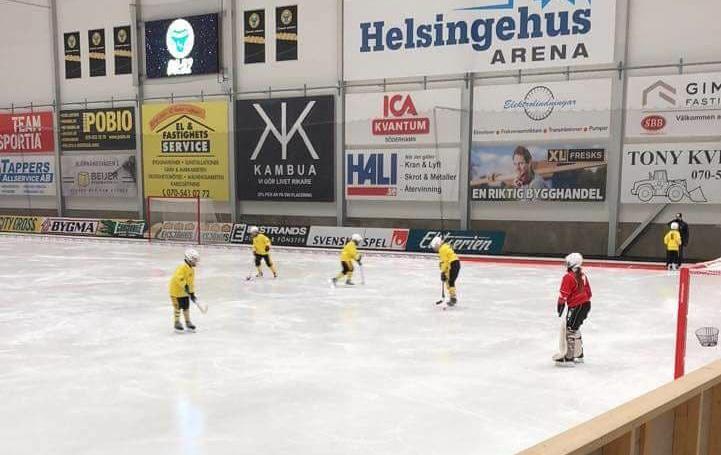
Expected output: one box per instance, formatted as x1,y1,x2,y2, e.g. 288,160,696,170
146,196,232,244
674,258,721,378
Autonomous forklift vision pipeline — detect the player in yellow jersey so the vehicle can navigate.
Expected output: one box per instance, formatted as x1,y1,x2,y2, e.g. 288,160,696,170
431,236,460,306
331,233,363,286
169,248,200,332
249,226,278,278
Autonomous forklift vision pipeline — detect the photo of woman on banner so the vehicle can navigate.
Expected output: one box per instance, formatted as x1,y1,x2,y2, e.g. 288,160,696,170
469,144,607,202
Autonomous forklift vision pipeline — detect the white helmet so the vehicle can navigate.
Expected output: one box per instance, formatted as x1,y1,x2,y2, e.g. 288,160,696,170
430,236,443,251
351,233,363,244
565,252,583,270
249,226,260,235
185,248,200,265
670,222,679,230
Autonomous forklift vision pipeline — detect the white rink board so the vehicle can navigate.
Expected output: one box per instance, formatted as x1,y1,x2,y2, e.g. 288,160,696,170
0,236,718,455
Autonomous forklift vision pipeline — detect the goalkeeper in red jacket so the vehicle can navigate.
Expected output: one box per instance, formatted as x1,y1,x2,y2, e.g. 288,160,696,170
555,252,592,363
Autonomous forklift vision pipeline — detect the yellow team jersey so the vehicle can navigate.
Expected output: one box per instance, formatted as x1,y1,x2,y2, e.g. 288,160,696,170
169,262,195,297
252,233,271,256
438,243,459,273
664,230,681,252
340,241,360,262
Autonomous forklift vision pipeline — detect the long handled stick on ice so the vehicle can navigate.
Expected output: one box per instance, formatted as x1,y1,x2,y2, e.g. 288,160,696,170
435,282,445,305
193,298,208,314
359,262,365,285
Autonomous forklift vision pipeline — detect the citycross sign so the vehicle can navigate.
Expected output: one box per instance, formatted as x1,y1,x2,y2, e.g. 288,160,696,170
343,0,616,80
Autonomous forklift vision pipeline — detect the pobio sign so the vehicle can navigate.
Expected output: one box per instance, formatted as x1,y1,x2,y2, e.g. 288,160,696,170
343,0,616,80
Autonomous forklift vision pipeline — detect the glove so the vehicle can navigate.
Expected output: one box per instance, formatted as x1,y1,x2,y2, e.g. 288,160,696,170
265,246,270,252
441,272,447,282
190,292,197,303
557,298,565,317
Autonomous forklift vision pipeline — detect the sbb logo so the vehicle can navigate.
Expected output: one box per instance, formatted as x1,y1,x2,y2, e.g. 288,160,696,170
82,109,133,133
346,153,398,197
641,115,666,132
372,94,429,137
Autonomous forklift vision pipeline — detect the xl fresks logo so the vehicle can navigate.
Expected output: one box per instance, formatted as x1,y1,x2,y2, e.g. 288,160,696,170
373,94,430,140
359,0,592,64
166,19,195,76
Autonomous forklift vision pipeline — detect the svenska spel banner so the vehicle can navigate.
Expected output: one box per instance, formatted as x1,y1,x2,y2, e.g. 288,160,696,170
142,101,229,201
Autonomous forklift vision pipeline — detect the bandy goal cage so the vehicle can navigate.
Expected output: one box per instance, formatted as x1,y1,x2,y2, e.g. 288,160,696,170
146,196,232,245
674,258,721,379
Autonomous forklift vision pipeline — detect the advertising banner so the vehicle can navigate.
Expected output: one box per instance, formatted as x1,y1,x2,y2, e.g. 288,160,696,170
244,9,266,64
40,218,99,236
276,5,298,61
473,79,612,142
113,26,132,75
0,215,44,233
88,29,107,77
149,221,198,241
64,31,81,79
230,223,309,247
142,101,229,201
470,144,607,201
59,107,136,151
97,219,146,238
346,148,460,201
0,112,55,153
621,144,721,204
0,155,55,196
345,88,462,146
343,0,616,81
406,229,505,255
306,226,409,251
626,73,721,138
201,223,234,244
144,13,220,78
61,154,137,198
236,95,335,201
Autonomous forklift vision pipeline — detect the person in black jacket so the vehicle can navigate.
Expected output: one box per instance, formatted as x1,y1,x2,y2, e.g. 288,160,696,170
668,213,689,263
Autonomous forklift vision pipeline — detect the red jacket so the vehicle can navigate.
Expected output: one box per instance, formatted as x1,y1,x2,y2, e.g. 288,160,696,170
559,271,592,308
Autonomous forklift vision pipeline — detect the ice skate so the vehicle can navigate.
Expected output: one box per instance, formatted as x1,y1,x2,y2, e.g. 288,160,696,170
331,277,338,288
185,321,196,332
345,280,355,286
447,297,457,307
174,321,184,333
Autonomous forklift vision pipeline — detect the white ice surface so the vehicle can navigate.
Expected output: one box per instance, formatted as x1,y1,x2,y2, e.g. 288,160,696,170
1,235,719,455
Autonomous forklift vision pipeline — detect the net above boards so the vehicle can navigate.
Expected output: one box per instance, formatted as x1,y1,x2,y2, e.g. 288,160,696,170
675,257,721,378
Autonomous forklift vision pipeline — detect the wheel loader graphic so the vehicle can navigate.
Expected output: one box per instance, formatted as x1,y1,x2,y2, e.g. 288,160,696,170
630,170,707,203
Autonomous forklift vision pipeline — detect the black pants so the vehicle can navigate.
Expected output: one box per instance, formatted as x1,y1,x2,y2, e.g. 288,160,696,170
666,250,679,267
448,260,460,287
175,296,190,310
567,302,590,331
254,253,273,267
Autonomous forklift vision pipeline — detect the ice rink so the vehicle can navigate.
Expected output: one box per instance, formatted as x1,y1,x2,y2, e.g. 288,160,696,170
1,235,720,455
